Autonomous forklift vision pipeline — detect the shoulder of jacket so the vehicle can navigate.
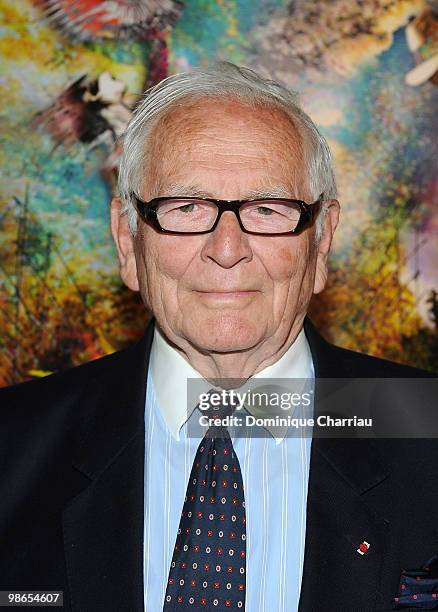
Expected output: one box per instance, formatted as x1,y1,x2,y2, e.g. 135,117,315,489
0,344,135,418
326,342,434,377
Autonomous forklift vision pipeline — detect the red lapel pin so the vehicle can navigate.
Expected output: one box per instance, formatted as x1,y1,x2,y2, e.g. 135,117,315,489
357,541,370,556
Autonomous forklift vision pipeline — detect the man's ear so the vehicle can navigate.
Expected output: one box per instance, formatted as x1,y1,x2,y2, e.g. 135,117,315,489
110,197,140,291
313,199,340,295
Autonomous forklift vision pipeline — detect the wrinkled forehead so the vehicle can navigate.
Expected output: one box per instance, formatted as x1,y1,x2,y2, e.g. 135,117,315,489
140,97,307,199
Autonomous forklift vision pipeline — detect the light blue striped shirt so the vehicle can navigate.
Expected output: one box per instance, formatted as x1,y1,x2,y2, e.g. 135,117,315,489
143,326,314,611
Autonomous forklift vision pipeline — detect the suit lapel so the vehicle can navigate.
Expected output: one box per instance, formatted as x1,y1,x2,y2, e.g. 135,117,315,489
62,319,155,612
298,437,390,611
298,319,391,611
63,432,145,612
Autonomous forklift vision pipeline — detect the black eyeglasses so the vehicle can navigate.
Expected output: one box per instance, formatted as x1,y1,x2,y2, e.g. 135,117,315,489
131,193,324,236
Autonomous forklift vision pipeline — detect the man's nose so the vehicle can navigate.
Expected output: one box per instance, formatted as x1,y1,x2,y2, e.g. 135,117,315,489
200,210,253,268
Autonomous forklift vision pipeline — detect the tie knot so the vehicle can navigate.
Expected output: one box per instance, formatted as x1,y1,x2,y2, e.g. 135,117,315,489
198,388,236,439
200,388,236,418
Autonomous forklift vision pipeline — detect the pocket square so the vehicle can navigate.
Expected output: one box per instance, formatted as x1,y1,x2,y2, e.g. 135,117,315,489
393,556,438,609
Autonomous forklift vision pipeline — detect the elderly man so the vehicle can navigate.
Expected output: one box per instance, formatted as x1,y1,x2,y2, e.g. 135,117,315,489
0,62,436,612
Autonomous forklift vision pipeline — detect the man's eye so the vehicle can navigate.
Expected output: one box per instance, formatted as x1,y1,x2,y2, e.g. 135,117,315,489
178,204,195,213
256,206,275,215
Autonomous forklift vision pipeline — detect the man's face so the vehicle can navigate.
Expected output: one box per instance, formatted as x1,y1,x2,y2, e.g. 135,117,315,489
112,99,339,355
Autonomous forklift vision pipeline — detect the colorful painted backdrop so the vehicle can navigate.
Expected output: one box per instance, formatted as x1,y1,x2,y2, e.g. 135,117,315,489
1,0,437,385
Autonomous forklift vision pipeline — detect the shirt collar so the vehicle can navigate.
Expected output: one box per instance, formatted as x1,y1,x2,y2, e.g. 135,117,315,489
150,324,313,441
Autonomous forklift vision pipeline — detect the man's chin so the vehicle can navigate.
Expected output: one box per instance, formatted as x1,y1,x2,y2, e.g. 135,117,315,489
183,312,265,354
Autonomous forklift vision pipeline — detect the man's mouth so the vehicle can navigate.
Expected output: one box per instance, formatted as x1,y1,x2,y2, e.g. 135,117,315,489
194,290,259,299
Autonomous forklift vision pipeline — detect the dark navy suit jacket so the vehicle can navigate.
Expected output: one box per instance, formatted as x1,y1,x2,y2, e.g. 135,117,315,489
0,318,436,611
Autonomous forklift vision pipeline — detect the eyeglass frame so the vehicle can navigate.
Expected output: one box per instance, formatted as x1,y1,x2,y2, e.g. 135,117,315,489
131,192,324,236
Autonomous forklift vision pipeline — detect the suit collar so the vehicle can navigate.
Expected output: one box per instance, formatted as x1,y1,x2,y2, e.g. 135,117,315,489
71,318,154,480
303,316,347,377
304,316,389,494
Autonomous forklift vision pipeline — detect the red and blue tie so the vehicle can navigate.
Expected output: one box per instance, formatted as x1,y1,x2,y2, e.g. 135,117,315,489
163,414,246,610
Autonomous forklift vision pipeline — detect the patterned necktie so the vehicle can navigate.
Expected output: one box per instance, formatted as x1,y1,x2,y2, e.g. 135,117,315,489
163,396,246,610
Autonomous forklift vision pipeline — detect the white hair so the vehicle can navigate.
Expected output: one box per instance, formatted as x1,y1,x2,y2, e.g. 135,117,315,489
117,61,337,240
